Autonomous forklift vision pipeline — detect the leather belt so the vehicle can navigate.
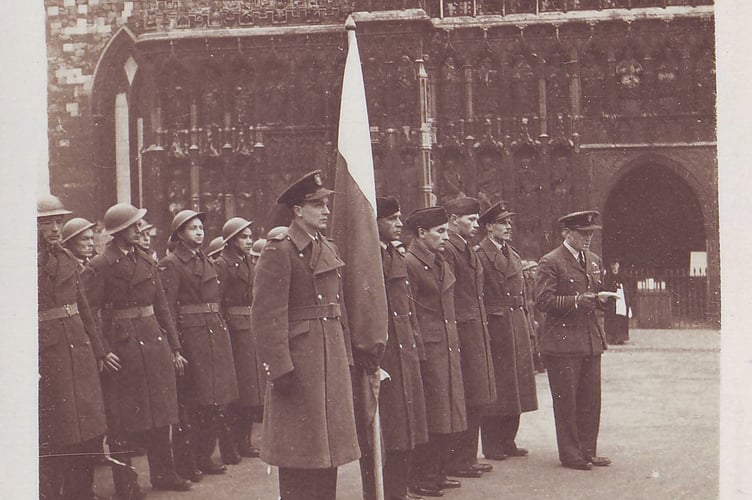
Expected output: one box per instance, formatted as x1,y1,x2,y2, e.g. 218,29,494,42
289,303,342,321
226,305,252,316
179,303,220,314
39,303,79,322
110,305,155,319
488,296,525,308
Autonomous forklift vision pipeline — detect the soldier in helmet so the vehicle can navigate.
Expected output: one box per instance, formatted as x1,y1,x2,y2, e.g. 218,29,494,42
37,194,114,500
207,236,225,260
215,217,264,463
251,170,360,500
159,210,240,481
250,238,266,265
61,217,97,269
135,219,159,262
82,203,191,497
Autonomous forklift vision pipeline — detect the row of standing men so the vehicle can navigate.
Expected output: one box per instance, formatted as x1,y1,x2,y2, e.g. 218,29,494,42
37,168,611,500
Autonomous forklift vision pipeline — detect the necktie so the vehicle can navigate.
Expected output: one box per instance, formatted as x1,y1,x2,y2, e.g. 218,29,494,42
578,251,586,269
501,243,509,258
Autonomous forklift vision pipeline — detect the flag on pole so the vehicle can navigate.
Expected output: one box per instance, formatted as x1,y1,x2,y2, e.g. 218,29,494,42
331,15,388,387
331,15,388,500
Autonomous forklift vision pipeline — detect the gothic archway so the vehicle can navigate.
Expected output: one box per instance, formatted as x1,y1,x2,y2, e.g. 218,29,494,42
602,162,705,270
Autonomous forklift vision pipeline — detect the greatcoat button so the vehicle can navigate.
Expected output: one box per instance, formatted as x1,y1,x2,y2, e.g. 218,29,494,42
139,341,145,346
393,312,398,316
157,336,162,341
323,317,328,321
424,265,429,270
70,344,74,349
317,294,323,300
299,253,304,258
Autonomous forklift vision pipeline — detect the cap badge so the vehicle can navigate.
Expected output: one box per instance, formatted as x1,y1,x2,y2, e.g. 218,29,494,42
586,214,593,223
314,173,323,186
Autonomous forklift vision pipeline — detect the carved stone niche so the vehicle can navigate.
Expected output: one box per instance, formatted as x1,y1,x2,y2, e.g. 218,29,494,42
436,121,469,204
580,41,607,117
473,43,502,120
438,51,465,123
474,120,504,207
545,43,571,117
614,43,644,115
509,48,538,118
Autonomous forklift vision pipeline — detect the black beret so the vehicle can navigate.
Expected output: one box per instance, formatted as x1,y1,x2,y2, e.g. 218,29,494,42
376,196,400,219
405,206,448,233
277,170,334,207
558,210,602,231
478,200,515,225
444,196,481,217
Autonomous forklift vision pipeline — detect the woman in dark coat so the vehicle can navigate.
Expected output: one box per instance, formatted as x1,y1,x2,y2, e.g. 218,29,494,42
603,258,632,345
37,194,113,500
159,210,240,480
83,203,191,496
215,217,265,462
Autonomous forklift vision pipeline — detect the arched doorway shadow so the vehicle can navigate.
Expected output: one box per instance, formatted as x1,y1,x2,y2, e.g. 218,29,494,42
603,162,706,270
603,160,710,328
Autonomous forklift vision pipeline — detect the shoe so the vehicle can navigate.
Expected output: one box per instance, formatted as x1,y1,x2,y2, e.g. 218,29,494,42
197,459,226,475
469,462,493,473
115,482,147,500
446,467,483,478
151,475,193,492
391,495,423,500
503,442,529,457
238,444,261,458
407,493,425,500
588,456,612,467
177,467,203,483
222,451,242,465
438,478,461,489
561,460,593,471
409,485,443,497
483,453,506,461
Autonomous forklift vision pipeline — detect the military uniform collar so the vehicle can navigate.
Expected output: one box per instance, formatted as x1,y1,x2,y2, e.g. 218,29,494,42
287,222,319,252
173,241,200,263
221,244,247,265
563,240,581,261
103,241,129,264
408,238,437,268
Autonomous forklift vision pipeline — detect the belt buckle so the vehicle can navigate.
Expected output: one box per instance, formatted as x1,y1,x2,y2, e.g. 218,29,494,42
63,304,72,317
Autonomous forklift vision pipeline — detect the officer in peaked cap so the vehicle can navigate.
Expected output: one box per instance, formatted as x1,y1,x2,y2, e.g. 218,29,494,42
38,194,110,500
82,203,191,496
158,209,240,481
442,197,497,479
475,200,538,462
62,217,97,269
252,170,360,500
535,210,612,471
214,217,265,463
403,205,468,497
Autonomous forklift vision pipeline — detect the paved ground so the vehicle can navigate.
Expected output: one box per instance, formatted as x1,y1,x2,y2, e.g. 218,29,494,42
92,329,720,500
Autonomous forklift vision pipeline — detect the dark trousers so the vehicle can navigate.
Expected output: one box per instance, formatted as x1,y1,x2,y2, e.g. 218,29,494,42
411,433,453,489
383,449,412,499
173,404,228,475
542,354,602,464
109,425,177,492
480,414,520,457
219,403,261,460
40,436,101,500
447,405,481,470
278,467,337,500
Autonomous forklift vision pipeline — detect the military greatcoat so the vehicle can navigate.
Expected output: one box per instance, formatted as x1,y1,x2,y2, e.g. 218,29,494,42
82,243,180,433
443,232,496,408
534,245,607,356
38,243,107,450
251,223,360,469
215,246,264,408
476,237,538,417
159,242,239,407
405,240,467,435
379,243,428,451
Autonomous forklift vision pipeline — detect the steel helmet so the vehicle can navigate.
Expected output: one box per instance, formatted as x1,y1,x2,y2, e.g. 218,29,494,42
222,217,253,244
207,236,225,258
61,217,96,244
250,238,267,257
103,203,147,235
266,226,289,240
170,210,206,241
137,218,154,233
37,194,72,218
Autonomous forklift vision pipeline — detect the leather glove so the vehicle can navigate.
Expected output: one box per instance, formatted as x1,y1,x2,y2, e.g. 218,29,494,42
575,292,598,312
354,349,380,375
272,370,296,394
